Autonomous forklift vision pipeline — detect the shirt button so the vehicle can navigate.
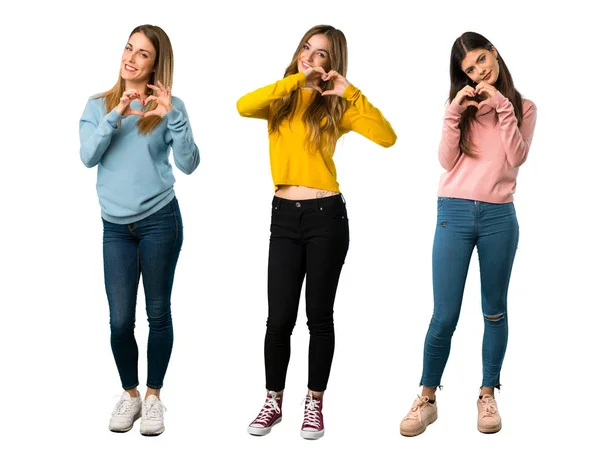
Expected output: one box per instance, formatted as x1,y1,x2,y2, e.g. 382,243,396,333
295,202,301,208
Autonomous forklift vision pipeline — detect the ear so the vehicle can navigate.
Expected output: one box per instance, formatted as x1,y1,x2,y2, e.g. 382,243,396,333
491,46,498,59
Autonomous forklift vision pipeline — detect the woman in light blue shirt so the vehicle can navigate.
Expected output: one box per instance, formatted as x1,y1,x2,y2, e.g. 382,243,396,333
79,24,199,436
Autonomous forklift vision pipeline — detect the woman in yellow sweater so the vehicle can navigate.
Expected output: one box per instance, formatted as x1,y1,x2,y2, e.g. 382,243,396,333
237,25,396,440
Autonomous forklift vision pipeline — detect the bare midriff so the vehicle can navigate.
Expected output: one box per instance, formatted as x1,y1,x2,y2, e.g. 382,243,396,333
275,185,340,200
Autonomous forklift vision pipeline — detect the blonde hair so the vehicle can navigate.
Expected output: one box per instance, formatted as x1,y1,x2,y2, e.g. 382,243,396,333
269,25,348,154
97,24,174,135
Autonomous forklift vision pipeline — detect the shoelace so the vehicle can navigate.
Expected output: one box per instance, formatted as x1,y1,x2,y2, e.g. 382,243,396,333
404,395,429,421
143,399,166,420
253,392,281,425
112,395,137,416
302,395,322,429
479,397,497,417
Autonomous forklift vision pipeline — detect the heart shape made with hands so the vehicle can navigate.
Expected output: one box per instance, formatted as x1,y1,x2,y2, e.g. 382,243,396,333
123,93,167,118
466,93,485,103
466,89,493,109
304,67,348,97
124,94,155,117
304,67,327,91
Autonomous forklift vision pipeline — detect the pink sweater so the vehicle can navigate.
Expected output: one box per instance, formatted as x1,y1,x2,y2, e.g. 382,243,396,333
437,91,537,203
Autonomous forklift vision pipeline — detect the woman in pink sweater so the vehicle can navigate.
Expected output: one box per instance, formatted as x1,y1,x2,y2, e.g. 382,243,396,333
400,32,537,437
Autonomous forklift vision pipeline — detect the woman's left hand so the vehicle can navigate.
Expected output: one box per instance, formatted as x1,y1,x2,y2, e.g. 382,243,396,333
321,71,350,97
143,80,173,117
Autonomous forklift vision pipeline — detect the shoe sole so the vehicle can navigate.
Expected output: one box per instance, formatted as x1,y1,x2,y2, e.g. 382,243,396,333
478,422,502,434
109,427,133,433
140,420,165,436
248,417,281,436
109,413,141,433
140,429,165,437
301,429,324,440
400,411,438,437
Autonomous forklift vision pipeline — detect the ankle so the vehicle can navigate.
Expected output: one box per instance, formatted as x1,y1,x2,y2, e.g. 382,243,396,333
308,390,324,399
125,388,140,398
145,389,161,400
421,387,436,400
479,387,495,398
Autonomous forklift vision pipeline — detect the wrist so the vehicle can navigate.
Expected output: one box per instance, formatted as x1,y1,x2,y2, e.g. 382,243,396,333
448,101,467,114
106,107,125,127
164,106,181,123
452,94,464,106
488,91,503,108
342,83,359,100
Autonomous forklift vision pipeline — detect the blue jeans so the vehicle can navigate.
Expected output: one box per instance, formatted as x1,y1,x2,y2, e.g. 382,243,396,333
102,197,183,390
420,198,519,389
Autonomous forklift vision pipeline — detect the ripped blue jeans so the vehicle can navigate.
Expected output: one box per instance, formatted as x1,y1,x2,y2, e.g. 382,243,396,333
420,197,519,389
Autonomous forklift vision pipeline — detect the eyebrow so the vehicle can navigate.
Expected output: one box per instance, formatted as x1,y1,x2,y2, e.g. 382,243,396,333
126,42,152,54
305,42,329,55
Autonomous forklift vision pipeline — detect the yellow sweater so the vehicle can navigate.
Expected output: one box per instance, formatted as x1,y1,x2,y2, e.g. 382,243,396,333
237,72,396,192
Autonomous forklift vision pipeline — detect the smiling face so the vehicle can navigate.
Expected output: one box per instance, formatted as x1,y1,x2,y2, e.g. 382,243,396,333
121,32,156,84
461,47,500,85
297,34,331,73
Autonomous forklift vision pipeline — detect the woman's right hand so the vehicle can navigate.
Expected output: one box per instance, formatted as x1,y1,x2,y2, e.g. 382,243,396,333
303,66,326,93
115,90,145,117
452,85,479,108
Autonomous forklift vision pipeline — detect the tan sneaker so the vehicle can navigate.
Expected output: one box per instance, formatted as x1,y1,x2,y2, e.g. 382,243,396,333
477,394,502,433
400,395,438,437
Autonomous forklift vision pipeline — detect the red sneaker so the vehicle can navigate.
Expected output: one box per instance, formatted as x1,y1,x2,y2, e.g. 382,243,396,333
248,391,283,436
300,393,324,440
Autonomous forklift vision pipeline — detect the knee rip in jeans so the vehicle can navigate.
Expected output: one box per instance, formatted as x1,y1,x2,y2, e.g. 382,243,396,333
484,313,505,321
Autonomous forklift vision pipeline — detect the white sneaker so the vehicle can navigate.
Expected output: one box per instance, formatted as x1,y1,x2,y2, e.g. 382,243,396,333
109,391,142,433
140,395,166,436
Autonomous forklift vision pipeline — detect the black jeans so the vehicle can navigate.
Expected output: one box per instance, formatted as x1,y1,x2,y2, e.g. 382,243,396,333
265,194,350,392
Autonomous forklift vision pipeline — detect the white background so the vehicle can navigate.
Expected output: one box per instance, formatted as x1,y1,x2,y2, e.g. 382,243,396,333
1,0,598,458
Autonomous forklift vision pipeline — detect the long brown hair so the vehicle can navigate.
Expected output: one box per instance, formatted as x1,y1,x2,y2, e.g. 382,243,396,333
97,24,174,135
270,25,348,154
449,32,523,156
